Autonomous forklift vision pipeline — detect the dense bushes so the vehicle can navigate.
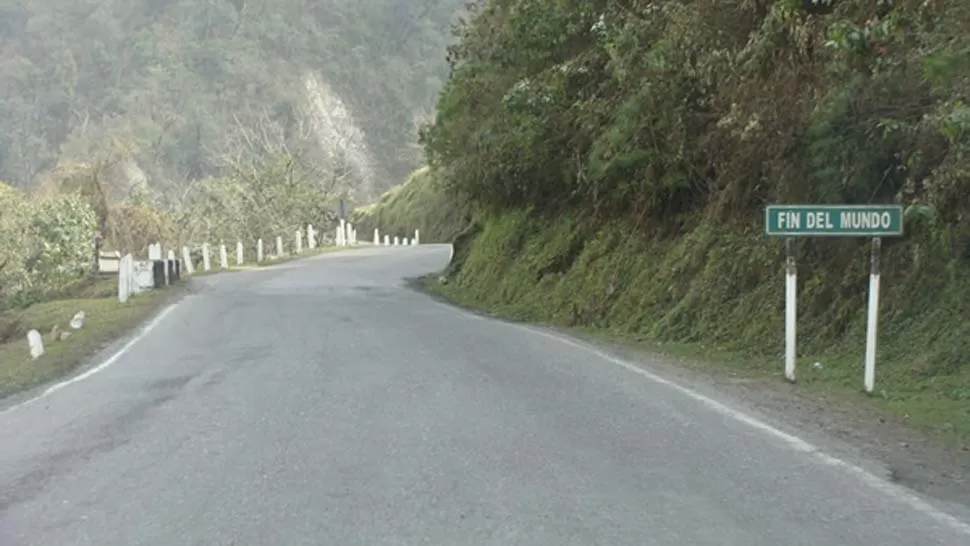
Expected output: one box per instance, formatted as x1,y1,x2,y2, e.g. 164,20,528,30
421,0,970,227
0,184,98,308
351,166,472,243
0,154,338,310
398,0,970,425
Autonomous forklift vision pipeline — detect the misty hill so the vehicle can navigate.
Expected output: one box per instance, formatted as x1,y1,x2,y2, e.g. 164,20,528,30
0,0,464,202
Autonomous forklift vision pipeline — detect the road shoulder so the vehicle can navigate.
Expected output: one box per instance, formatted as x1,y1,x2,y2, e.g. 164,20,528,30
408,274,970,513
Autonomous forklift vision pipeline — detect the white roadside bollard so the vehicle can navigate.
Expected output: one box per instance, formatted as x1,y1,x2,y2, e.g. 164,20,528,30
118,254,129,303
257,239,264,262
162,246,170,285
276,236,283,257
374,228,380,245
394,236,400,246
202,243,211,272
296,230,303,254
237,241,244,265
182,246,194,275
384,235,390,246
414,229,420,245
308,224,316,249
219,244,228,269
27,330,44,359
335,226,343,246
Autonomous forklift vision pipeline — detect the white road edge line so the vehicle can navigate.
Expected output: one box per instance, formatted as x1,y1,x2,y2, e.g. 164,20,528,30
1,302,181,415
519,325,970,536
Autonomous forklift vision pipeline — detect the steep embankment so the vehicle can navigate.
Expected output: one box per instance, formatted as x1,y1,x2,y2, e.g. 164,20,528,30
351,166,472,243
364,1,970,443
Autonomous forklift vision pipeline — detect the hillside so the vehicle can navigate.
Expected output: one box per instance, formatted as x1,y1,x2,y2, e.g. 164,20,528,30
0,0,465,201
362,0,970,442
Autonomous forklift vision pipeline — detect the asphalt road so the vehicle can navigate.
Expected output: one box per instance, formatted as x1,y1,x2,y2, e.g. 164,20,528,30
1,244,969,545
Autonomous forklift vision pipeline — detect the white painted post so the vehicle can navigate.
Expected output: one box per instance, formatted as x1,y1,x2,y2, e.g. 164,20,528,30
118,254,129,303
182,246,194,275
336,226,343,246
257,239,264,262
308,225,316,249
202,243,211,272
784,238,796,382
148,243,161,261
351,228,356,245
864,237,881,393
414,229,420,245
374,228,379,245
27,330,44,359
276,236,283,257
219,244,228,269
394,236,400,246
162,246,170,285
296,230,303,254
383,235,390,246
128,254,135,297
339,219,346,246
236,241,244,265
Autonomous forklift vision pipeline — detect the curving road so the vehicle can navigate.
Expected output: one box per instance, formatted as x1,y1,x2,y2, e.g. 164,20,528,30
1,245,969,545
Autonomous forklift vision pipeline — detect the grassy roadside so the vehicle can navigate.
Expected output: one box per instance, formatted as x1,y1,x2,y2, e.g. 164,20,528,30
0,244,366,400
420,210,970,451
423,275,970,451
0,277,180,399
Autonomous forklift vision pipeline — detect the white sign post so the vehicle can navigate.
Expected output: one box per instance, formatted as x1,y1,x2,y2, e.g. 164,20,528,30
765,205,903,390
864,238,882,393
784,238,796,382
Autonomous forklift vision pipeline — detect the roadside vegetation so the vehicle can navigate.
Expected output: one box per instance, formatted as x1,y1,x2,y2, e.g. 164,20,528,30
351,166,473,243
359,0,970,446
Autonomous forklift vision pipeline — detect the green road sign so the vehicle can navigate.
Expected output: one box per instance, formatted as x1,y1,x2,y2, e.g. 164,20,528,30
765,205,904,237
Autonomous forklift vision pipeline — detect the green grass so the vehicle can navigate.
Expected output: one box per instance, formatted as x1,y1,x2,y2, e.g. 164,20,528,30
0,277,178,398
351,166,473,244
428,209,970,448
0,243,368,399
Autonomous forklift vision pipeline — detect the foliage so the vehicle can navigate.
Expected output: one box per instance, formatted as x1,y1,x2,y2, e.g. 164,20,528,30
351,166,473,243
0,185,98,309
0,183,33,302
412,0,970,426
440,210,970,439
0,0,466,198
27,194,99,291
423,0,970,223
